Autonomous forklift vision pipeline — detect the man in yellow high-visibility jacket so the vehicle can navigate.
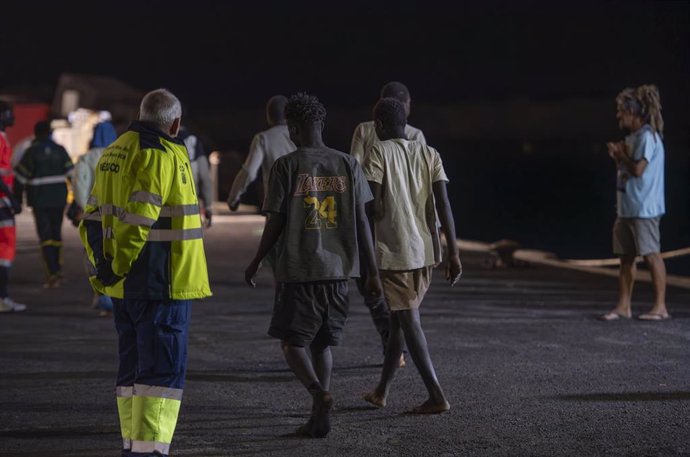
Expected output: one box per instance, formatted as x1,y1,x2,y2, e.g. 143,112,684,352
79,88,211,457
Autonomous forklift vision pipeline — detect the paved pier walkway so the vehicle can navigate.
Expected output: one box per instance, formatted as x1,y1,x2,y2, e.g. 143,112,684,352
1,210,689,456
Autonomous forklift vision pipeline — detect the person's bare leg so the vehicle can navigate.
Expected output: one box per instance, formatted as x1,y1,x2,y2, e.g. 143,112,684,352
398,309,449,413
308,342,333,437
643,253,668,316
364,312,404,407
282,343,320,389
282,342,332,438
310,343,333,391
602,256,635,319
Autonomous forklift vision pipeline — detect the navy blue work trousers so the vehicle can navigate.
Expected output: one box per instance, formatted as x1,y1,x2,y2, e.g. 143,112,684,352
113,298,191,390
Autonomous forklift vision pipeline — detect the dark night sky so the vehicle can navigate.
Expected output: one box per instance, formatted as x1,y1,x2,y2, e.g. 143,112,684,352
1,1,688,111
2,0,689,266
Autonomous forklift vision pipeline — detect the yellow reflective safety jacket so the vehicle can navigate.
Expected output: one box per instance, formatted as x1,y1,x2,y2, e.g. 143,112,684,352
79,121,212,300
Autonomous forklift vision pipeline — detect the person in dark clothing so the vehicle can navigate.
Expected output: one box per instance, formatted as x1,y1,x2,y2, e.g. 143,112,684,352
245,93,381,438
15,121,73,288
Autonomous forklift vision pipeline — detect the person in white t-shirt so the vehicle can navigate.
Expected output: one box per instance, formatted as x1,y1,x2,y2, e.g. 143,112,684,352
227,95,295,211
362,97,461,415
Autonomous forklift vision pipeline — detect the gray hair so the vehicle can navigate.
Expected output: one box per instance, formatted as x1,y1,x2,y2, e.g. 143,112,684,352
139,88,182,131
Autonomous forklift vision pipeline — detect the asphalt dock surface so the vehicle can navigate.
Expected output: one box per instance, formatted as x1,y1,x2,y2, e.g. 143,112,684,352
1,210,689,457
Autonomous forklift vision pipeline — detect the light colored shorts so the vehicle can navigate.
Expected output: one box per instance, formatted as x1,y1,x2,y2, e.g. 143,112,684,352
380,266,433,311
612,217,661,257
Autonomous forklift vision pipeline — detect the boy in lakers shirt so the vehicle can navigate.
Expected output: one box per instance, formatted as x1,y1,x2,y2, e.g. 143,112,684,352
245,93,381,438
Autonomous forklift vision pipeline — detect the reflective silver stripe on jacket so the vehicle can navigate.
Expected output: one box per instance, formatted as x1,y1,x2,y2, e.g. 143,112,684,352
159,204,199,217
0,220,15,228
132,441,170,455
148,227,203,242
14,174,27,184
99,204,157,227
0,259,12,267
82,205,154,227
0,168,12,176
83,212,101,222
133,384,184,401
26,175,68,185
0,197,11,208
129,191,163,206
122,438,132,451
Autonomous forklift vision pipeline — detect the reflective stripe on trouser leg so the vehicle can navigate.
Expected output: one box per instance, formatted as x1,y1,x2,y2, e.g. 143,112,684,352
129,299,191,456
114,298,137,451
116,385,133,450
131,384,183,455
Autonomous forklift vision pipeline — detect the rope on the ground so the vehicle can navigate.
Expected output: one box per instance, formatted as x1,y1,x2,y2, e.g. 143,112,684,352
453,238,690,289
564,247,690,267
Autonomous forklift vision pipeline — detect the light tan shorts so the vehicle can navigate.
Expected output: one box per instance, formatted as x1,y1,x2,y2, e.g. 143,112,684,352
380,266,433,311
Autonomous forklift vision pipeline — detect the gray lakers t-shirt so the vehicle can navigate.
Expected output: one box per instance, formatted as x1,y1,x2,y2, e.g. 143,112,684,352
263,147,373,283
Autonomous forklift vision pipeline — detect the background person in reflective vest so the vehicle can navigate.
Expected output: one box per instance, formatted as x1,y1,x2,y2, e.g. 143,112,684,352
79,88,211,457
14,121,73,288
0,100,26,313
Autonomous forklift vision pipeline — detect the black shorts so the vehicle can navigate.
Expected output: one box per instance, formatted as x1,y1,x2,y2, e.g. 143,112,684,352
268,280,349,347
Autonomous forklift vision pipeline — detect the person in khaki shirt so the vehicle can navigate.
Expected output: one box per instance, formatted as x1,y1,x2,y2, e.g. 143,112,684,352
350,81,426,166
362,97,461,414
350,81,425,362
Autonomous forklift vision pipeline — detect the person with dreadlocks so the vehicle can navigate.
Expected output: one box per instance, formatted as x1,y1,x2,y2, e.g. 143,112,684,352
245,92,381,438
350,81,426,364
600,84,669,321
362,97,460,414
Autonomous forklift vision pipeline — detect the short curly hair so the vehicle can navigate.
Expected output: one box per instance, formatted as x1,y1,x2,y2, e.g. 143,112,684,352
374,97,407,128
380,81,410,103
285,92,327,125
266,95,288,124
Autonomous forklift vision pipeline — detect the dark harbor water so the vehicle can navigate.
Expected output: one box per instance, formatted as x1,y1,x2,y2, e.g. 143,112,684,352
219,134,690,277
442,138,690,276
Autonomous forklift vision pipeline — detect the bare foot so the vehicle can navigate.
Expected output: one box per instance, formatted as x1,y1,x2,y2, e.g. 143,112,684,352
408,398,450,414
294,417,314,437
363,391,386,408
311,390,333,438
